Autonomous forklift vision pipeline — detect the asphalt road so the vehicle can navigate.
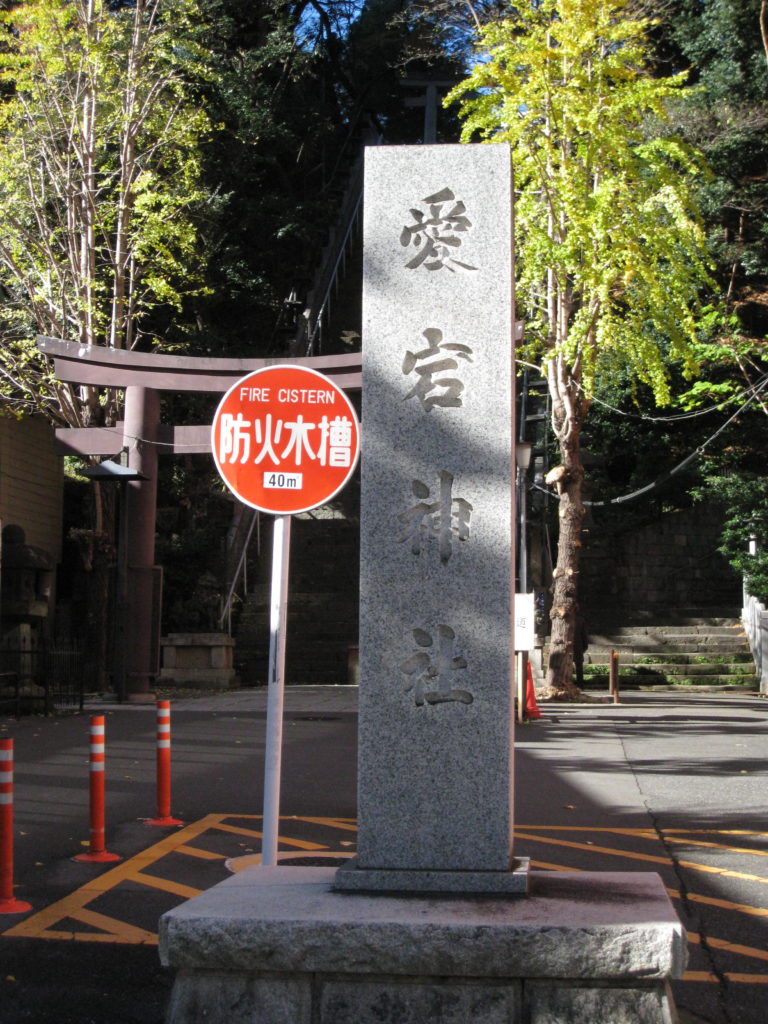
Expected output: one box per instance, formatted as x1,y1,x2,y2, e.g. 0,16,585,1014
0,686,766,1024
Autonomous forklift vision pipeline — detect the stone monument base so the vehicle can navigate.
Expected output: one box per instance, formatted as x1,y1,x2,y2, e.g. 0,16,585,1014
333,855,531,894
159,867,687,1024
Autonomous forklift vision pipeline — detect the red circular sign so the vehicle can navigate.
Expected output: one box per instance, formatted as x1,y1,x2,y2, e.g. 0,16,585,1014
211,365,360,515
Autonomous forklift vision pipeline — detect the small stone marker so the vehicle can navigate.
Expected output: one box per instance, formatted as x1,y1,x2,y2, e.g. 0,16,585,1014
336,143,527,892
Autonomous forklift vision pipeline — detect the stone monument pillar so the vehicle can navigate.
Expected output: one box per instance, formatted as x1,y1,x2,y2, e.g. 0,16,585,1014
336,143,525,892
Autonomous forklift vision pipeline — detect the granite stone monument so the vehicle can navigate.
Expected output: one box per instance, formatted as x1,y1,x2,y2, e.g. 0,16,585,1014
335,142,526,892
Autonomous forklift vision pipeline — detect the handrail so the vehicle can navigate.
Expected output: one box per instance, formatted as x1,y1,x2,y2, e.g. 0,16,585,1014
305,183,363,356
299,132,384,357
219,509,259,634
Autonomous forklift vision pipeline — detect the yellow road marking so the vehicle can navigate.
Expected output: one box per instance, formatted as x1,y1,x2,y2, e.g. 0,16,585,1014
520,825,768,855
513,860,768,967
515,831,674,868
3,890,159,945
675,859,768,887
296,817,358,832
132,873,202,900
688,931,768,963
212,822,327,850
1,815,361,944
530,860,580,872
663,834,768,857
175,844,226,860
527,842,768,925
22,928,158,946
667,883,768,922
686,890,768,920
70,908,157,944
663,830,768,838
518,831,768,887
226,850,356,872
518,826,658,837
4,815,768,982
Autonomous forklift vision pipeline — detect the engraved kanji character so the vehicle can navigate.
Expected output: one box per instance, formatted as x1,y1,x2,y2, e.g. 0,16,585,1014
399,624,473,706
400,187,477,272
402,327,473,410
398,471,473,563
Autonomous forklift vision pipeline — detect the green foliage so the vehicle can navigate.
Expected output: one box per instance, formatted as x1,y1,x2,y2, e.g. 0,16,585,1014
696,470,768,604
181,0,362,356
653,0,768,408
448,1,720,694
447,0,714,404
0,0,213,421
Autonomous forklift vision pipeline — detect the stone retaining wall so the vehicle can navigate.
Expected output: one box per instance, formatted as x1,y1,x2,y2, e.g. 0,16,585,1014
580,504,740,622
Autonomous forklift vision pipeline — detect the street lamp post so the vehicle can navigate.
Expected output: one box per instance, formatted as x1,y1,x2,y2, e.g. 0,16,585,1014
515,442,533,723
515,442,533,594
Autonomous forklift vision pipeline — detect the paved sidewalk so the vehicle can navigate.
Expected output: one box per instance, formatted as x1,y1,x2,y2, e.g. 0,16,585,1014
85,683,360,715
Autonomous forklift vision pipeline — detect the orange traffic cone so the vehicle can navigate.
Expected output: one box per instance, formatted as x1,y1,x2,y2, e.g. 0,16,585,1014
525,661,542,719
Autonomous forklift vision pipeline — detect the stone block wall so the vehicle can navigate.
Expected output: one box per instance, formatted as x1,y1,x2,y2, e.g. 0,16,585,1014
234,502,359,685
579,504,740,623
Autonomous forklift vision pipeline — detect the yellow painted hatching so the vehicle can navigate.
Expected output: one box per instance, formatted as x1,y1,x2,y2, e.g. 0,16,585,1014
2,818,766,987
1,814,356,945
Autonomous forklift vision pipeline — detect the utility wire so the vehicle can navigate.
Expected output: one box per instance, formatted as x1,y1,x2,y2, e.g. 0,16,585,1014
579,372,768,424
528,378,768,508
584,384,768,507
517,359,768,423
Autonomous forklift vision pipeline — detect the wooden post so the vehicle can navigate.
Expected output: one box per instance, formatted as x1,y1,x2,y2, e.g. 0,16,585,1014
609,649,620,703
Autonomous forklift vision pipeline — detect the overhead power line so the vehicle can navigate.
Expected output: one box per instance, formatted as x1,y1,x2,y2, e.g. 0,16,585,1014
529,376,768,508
585,381,768,507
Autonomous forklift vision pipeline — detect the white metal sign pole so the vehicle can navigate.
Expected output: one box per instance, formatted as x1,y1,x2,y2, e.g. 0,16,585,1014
260,513,292,867
210,365,358,867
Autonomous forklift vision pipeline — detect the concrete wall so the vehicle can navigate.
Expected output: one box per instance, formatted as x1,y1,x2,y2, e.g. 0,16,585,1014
0,416,63,560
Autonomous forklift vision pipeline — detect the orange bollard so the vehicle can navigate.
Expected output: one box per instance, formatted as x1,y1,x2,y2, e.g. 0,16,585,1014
525,661,542,719
147,701,183,827
74,716,120,863
0,739,32,914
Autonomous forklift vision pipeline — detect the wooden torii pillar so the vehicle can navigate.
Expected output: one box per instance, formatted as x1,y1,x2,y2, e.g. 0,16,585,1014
38,336,361,701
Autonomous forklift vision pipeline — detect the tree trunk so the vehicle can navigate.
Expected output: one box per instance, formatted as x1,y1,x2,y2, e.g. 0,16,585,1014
540,354,589,701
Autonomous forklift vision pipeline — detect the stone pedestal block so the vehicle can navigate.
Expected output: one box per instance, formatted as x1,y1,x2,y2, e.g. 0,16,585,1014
159,633,238,689
160,867,687,1024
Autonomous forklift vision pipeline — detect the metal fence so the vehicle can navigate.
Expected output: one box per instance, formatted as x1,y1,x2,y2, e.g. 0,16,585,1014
45,645,85,709
0,638,85,715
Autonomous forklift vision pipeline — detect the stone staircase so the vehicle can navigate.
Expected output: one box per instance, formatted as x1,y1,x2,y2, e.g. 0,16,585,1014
579,617,758,690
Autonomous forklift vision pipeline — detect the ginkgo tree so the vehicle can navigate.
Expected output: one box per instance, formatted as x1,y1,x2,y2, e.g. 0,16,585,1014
0,0,211,429
448,0,714,698
0,0,213,689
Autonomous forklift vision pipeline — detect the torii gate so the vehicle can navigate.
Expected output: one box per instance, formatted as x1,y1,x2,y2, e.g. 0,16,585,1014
38,336,362,700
